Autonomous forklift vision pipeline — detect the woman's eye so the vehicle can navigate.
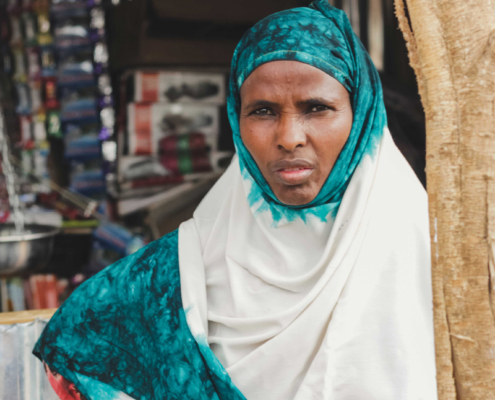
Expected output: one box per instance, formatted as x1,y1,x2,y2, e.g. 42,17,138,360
253,108,274,116
309,105,330,113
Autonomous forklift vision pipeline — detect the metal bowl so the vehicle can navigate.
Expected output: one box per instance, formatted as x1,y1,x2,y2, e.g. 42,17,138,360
0,224,60,275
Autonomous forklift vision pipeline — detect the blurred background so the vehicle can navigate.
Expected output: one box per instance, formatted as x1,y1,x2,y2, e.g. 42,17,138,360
0,0,424,313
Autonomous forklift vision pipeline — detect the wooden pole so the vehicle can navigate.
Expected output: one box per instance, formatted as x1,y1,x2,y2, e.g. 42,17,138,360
394,0,495,398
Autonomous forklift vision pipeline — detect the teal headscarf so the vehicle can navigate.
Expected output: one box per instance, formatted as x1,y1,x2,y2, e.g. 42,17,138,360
229,0,387,222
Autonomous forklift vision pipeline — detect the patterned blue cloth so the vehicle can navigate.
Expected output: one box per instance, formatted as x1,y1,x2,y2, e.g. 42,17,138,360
34,2,387,398
229,0,386,221
34,231,245,400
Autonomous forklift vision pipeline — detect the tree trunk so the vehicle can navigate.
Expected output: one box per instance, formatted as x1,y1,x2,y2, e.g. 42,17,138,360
394,0,495,399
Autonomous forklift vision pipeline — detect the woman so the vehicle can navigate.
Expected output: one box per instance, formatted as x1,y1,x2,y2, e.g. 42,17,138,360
34,1,437,399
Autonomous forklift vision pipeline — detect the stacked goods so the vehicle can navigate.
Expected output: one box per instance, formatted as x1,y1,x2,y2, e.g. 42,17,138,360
50,0,115,200
92,222,144,260
0,0,116,204
0,273,88,312
0,1,127,316
1,0,53,186
82,221,145,275
0,222,145,313
133,71,225,104
127,103,219,158
119,71,227,194
159,133,211,175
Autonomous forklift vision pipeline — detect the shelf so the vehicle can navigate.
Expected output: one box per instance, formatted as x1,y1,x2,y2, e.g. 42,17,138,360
0,308,57,325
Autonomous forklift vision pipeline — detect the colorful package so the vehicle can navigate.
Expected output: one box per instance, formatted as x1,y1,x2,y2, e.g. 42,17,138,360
57,56,94,88
160,152,212,175
69,168,106,196
119,155,171,182
64,132,101,161
159,132,207,154
93,222,145,257
60,87,98,123
127,103,219,155
133,71,225,104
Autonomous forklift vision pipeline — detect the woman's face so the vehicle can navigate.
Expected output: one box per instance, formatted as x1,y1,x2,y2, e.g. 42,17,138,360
240,61,353,206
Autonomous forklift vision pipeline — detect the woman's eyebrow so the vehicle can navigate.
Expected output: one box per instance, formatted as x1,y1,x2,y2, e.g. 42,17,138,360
243,99,279,110
297,97,338,107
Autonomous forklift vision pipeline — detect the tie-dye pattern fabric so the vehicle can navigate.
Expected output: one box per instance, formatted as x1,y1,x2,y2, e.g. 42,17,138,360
34,231,245,400
228,0,387,222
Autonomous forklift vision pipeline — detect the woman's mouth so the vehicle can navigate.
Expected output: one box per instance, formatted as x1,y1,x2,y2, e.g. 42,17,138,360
274,167,314,185
270,159,316,185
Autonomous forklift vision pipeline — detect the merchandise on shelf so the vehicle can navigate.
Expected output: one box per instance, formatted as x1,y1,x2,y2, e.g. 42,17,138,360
0,273,88,312
69,165,106,197
0,1,129,316
93,221,144,257
64,123,101,161
60,87,98,124
132,71,226,105
46,0,115,199
118,69,231,196
126,102,219,156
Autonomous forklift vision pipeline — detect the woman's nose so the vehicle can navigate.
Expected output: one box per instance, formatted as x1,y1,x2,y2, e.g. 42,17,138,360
276,115,306,152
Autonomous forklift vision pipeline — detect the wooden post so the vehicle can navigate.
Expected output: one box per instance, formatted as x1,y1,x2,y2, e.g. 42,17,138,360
394,0,495,398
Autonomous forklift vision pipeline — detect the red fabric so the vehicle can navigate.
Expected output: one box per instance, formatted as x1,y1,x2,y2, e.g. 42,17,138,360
44,362,87,400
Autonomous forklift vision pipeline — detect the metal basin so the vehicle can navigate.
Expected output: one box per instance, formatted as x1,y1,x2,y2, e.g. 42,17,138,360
0,224,60,275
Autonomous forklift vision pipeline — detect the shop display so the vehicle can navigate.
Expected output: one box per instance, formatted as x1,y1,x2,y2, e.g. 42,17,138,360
0,4,231,317
93,222,144,257
0,273,82,312
122,97,224,193
159,132,207,153
132,71,226,104
43,0,115,201
160,151,212,175
0,0,126,316
126,102,219,155
1,0,116,198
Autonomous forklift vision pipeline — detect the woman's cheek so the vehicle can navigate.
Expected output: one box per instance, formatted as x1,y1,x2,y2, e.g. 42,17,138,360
244,122,273,152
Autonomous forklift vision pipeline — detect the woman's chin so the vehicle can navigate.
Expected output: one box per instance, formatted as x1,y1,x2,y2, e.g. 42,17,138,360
273,185,319,206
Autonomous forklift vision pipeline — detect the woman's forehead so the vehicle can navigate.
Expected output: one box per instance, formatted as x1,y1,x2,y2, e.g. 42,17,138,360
240,61,348,101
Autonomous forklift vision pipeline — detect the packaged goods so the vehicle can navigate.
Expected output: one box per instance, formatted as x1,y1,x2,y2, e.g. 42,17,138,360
60,93,98,123
160,152,211,175
133,71,225,105
127,103,219,155
69,159,106,196
26,47,41,80
159,132,207,154
57,56,95,88
93,222,145,257
64,133,101,161
119,155,171,182
69,170,106,196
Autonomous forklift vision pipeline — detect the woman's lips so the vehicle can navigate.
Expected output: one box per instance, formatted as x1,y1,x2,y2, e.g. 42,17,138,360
270,159,316,185
274,167,314,185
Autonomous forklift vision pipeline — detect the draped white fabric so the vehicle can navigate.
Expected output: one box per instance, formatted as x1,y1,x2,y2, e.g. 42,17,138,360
179,129,437,400
0,319,57,400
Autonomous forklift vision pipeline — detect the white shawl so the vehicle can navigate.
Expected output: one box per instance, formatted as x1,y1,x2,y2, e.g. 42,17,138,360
179,129,437,399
